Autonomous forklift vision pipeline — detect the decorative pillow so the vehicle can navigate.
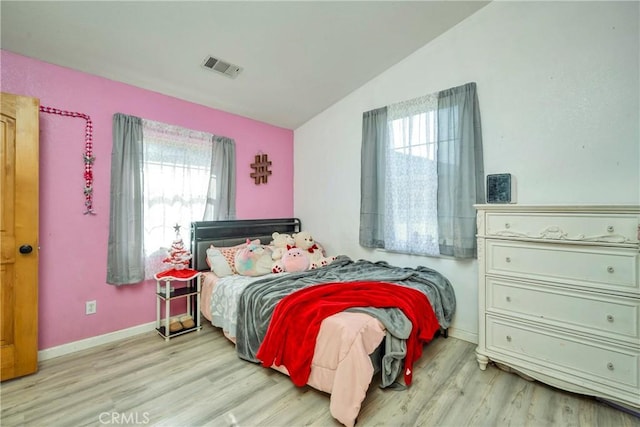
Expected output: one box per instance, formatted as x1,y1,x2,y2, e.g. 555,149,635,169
206,239,260,277
234,240,273,277
206,246,235,277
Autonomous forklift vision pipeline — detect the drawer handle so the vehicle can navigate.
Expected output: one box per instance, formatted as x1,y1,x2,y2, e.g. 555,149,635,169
607,362,614,371
607,225,614,233
506,257,511,263
607,266,614,273
505,223,511,229
607,314,614,323
506,335,512,342
506,296,511,302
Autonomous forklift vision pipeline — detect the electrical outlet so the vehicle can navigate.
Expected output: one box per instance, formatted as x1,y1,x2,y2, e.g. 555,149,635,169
85,300,97,315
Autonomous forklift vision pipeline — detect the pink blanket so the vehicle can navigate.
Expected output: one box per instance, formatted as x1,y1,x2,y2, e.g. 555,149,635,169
271,312,385,426
257,281,440,387
200,273,390,426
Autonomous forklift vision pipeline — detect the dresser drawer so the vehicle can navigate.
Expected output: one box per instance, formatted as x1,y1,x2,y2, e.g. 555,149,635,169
486,240,639,294
487,278,640,343
486,316,639,392
485,212,639,244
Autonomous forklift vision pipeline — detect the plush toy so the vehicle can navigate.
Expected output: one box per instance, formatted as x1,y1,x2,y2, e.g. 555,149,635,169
269,232,295,261
272,247,310,273
292,231,335,269
234,239,273,276
310,254,336,270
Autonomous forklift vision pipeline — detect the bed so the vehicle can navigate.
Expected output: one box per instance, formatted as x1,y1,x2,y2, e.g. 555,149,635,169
190,218,456,427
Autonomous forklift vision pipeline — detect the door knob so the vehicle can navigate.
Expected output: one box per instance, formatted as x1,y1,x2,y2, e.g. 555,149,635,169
19,245,33,254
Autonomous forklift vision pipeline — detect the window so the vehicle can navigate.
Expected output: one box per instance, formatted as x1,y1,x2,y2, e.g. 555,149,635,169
107,114,236,285
360,83,484,259
142,120,213,277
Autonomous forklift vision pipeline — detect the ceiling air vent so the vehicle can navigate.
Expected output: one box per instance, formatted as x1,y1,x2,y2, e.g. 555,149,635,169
202,55,242,79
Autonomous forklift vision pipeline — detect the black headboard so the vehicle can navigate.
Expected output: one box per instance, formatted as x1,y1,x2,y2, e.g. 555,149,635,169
190,218,301,271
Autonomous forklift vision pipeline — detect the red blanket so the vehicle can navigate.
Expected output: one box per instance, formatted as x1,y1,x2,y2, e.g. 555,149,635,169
255,280,440,387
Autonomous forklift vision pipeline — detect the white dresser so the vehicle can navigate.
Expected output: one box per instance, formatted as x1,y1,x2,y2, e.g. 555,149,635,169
475,205,640,410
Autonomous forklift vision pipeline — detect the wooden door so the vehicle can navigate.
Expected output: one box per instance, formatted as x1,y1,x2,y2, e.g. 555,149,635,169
1,92,39,381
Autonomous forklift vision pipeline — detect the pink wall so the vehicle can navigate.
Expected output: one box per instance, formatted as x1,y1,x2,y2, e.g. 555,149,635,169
1,50,294,350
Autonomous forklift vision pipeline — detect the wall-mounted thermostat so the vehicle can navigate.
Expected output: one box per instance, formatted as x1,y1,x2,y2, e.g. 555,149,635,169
487,173,516,203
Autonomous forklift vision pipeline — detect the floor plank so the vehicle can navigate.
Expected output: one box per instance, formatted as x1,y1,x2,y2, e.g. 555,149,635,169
1,323,638,427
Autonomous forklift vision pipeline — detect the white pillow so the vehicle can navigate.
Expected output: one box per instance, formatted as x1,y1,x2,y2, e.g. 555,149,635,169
206,247,234,277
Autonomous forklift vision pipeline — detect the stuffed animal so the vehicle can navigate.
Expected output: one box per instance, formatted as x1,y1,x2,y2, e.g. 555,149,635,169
292,231,335,269
272,247,310,273
234,239,273,276
269,232,295,261
310,254,336,270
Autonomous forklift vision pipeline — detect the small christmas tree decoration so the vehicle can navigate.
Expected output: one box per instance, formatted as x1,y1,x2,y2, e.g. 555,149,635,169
162,224,192,270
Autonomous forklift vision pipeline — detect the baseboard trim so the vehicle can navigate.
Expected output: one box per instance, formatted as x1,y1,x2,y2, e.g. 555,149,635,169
447,327,478,345
38,322,477,361
38,322,156,361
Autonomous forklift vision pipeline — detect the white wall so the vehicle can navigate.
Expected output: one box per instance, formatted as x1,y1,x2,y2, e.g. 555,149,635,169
293,1,640,343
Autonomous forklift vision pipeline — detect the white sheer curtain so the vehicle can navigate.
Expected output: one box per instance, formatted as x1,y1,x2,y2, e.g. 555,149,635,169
142,119,212,278
384,94,440,256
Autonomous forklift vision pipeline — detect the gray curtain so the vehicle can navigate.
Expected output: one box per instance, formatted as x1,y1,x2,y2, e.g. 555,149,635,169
204,135,237,220
107,113,145,285
359,107,388,248
437,82,485,258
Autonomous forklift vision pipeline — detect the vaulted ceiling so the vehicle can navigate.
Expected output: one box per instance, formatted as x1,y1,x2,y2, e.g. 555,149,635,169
1,1,489,129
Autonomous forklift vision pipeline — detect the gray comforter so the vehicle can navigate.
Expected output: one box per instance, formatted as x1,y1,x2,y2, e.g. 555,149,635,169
235,255,456,386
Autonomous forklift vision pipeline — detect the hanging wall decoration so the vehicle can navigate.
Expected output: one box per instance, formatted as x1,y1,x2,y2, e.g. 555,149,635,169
39,105,96,215
250,153,272,185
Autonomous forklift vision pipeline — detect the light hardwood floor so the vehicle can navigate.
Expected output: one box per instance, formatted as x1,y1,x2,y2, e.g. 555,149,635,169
2,323,639,427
